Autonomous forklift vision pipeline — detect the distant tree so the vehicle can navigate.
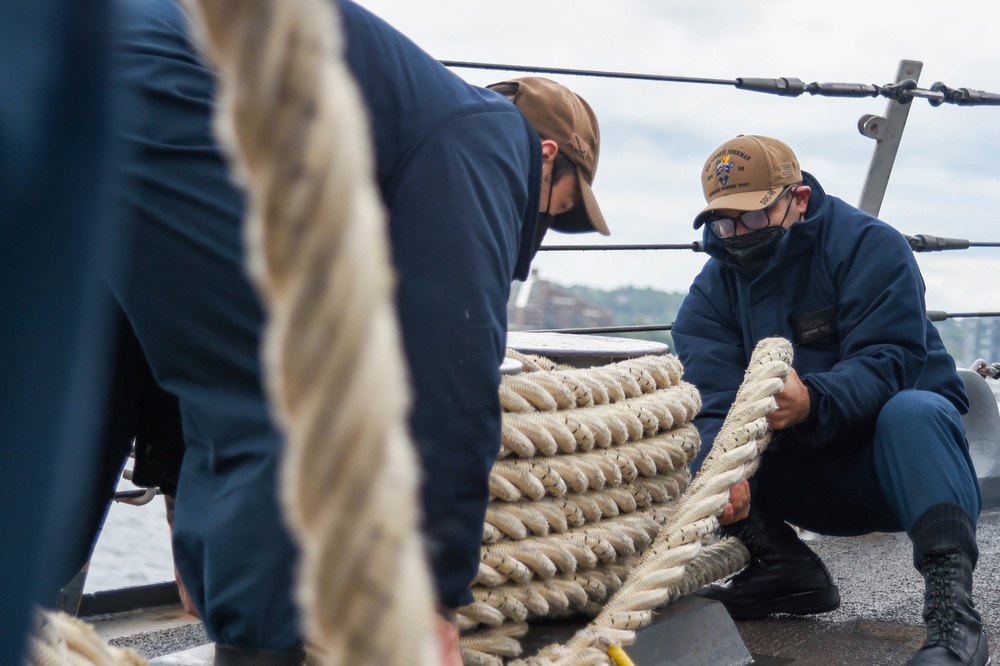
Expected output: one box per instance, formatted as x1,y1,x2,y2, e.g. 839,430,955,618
559,285,686,351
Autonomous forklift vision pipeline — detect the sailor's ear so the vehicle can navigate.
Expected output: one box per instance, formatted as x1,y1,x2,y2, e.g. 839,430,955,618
792,185,811,214
540,139,559,162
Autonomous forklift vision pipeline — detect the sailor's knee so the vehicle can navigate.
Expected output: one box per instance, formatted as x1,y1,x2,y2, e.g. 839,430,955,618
877,390,957,429
873,390,966,461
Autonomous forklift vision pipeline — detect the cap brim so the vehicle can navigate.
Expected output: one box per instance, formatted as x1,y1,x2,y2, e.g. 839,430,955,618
549,175,610,235
692,189,774,229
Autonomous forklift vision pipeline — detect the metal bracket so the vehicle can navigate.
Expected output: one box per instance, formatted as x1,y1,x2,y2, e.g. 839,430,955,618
114,487,159,506
857,60,922,217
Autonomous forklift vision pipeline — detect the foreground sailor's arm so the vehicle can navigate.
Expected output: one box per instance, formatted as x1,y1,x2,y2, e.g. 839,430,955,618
385,110,534,610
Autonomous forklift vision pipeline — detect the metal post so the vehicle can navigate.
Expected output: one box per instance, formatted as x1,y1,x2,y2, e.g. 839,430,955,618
856,59,922,217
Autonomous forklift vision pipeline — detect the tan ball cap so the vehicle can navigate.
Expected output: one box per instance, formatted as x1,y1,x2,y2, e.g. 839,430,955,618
494,77,609,235
694,135,802,229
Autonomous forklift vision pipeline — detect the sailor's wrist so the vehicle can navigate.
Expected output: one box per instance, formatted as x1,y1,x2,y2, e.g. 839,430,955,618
436,604,457,624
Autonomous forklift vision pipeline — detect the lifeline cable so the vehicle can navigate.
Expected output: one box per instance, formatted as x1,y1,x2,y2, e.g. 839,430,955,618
441,61,1000,106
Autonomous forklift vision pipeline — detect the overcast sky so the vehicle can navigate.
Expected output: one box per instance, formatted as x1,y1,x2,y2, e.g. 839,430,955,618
354,0,1000,316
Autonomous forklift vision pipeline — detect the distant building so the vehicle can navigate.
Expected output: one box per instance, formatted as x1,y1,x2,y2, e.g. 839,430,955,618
508,269,616,331
963,318,1000,368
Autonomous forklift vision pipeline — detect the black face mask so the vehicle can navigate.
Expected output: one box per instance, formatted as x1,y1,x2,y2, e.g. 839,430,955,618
530,172,558,258
531,213,553,258
723,226,785,279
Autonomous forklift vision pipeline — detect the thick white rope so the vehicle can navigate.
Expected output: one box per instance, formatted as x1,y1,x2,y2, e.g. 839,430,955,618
499,388,700,459
507,337,793,665
494,415,699,494
458,533,749,665
498,356,684,416
24,610,146,666
182,1,437,664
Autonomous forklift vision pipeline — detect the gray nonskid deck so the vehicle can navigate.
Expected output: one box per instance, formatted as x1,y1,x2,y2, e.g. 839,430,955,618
736,510,1000,665
92,510,1000,665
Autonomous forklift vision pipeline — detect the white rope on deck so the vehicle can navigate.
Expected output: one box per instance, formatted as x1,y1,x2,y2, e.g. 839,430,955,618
182,1,437,665
457,339,791,664
24,610,145,666
507,337,792,666
458,352,709,664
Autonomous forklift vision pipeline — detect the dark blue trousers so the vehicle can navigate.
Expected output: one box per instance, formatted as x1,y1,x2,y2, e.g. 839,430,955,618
755,390,982,537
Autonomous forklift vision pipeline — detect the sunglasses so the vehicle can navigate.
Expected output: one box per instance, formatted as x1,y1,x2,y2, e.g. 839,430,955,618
699,186,796,239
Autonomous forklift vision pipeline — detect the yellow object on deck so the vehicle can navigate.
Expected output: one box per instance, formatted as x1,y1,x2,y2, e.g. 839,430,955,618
607,644,636,666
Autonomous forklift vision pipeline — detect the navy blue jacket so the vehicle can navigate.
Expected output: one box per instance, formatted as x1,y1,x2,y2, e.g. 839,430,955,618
115,0,543,619
338,0,542,608
339,0,541,282
674,172,968,471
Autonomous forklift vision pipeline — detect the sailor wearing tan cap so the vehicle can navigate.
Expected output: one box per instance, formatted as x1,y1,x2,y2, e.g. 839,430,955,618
486,77,609,240
106,1,609,664
337,28,610,665
674,135,988,665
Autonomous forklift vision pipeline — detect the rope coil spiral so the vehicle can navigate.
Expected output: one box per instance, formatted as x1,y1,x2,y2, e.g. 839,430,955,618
461,337,792,665
458,352,705,665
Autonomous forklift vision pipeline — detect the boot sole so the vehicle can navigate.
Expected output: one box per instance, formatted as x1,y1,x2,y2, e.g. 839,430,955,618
721,586,841,621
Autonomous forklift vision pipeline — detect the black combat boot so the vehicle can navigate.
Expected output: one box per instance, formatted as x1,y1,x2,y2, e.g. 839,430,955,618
215,645,305,666
907,504,990,666
696,505,840,620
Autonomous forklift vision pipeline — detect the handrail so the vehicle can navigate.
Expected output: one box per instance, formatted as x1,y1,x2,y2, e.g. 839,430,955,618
929,311,1000,322
538,242,702,252
536,236,1000,253
525,324,673,335
524,312,1000,337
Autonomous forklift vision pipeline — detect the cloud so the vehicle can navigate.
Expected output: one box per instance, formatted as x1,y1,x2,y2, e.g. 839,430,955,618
354,0,1000,314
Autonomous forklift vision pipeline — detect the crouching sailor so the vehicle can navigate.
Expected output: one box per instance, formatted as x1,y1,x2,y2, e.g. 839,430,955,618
673,134,989,666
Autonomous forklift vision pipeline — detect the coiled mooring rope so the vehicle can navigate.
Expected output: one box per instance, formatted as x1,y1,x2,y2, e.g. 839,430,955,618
456,352,696,664
504,337,791,666
456,338,791,665
182,1,437,665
